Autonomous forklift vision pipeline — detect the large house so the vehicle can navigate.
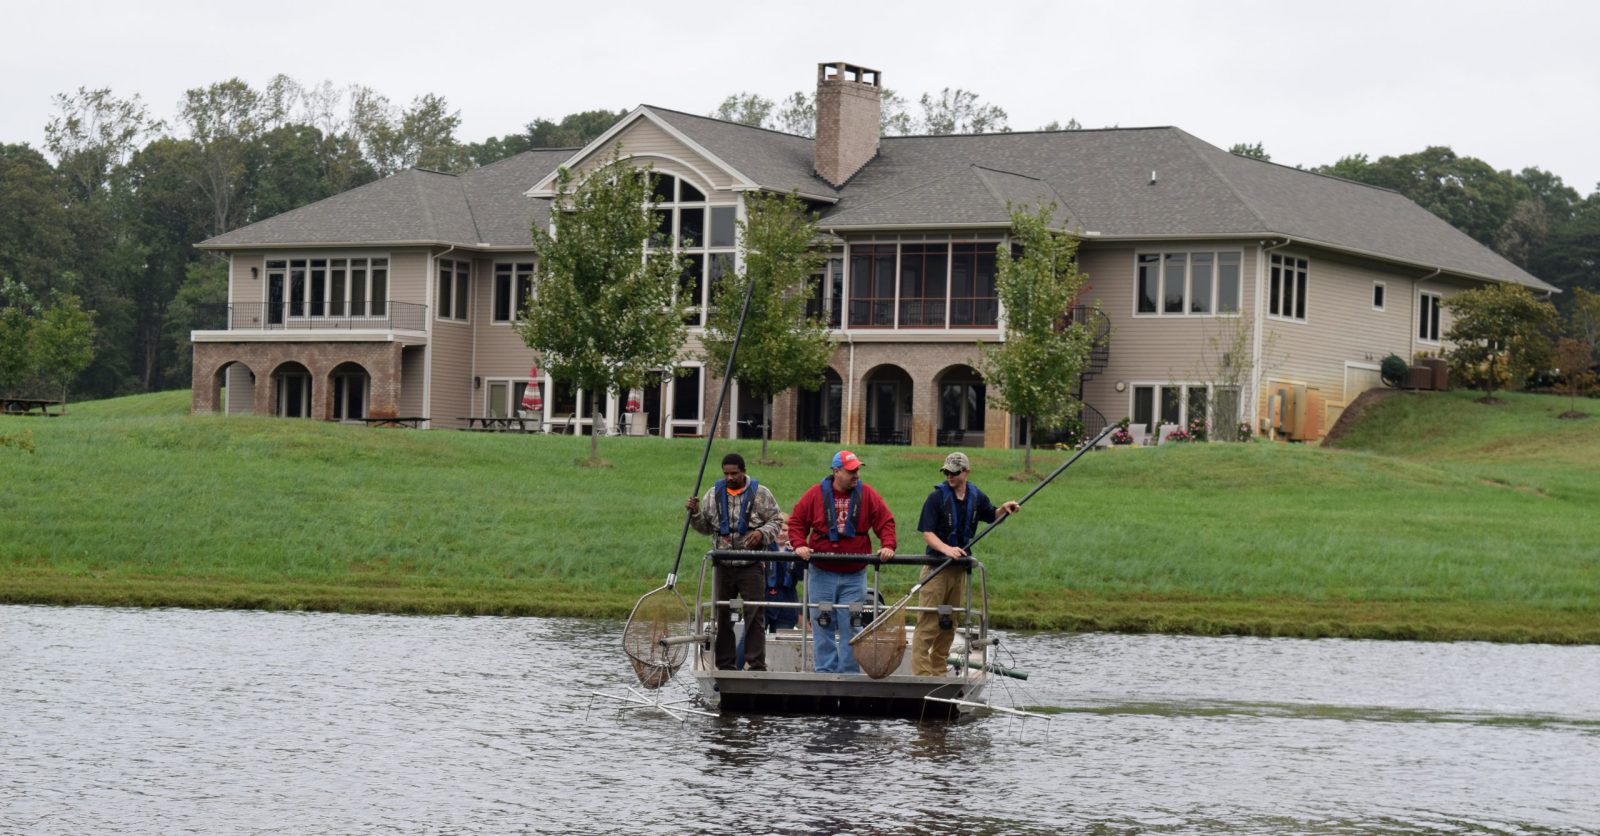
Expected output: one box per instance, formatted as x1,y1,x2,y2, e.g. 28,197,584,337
191,62,1553,447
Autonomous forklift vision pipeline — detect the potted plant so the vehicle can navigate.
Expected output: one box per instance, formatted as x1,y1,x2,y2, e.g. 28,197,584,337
1109,417,1134,447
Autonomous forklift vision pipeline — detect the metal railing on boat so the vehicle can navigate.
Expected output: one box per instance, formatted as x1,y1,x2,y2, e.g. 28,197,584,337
696,550,993,678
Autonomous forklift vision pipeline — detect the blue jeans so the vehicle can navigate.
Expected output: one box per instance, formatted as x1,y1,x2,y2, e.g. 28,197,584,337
807,566,867,674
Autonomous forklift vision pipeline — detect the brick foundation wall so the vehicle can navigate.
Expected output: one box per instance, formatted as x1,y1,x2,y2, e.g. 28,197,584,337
191,341,407,420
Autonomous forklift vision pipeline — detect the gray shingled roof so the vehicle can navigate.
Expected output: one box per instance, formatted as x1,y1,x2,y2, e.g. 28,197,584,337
817,127,1551,290
645,107,839,201
198,113,1548,291
198,148,573,250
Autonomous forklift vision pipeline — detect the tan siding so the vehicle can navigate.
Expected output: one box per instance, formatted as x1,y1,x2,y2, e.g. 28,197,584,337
472,255,540,393
1075,242,1260,425
399,346,426,417
230,254,264,305
388,250,429,307
581,118,737,191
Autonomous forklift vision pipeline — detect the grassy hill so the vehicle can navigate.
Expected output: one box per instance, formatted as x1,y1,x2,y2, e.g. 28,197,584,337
2,389,1596,642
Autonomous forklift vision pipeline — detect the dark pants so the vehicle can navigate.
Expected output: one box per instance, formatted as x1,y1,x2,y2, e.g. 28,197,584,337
716,564,766,671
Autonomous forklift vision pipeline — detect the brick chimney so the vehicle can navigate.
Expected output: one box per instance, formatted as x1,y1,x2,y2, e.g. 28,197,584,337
814,62,882,187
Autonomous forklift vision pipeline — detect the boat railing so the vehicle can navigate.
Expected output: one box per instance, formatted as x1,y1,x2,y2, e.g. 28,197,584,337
695,550,992,676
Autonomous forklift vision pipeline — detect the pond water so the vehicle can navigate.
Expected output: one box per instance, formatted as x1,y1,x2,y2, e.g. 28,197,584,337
2,605,1596,834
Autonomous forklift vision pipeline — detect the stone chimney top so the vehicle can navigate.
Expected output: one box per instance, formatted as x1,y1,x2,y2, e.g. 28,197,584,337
814,62,882,188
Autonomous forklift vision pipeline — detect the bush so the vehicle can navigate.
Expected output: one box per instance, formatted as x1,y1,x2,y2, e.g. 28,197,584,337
1380,354,1408,388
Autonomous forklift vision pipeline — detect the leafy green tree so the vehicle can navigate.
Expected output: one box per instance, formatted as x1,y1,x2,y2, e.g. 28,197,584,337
1443,283,1559,401
773,92,815,137
712,93,775,127
980,203,1095,476
1554,337,1594,418
917,88,1008,135
466,109,629,166
33,293,97,405
702,192,834,463
1314,147,1526,250
0,144,69,294
179,78,268,236
0,281,34,396
1229,142,1270,161
1568,287,1600,365
45,87,161,200
1040,118,1082,131
515,151,688,464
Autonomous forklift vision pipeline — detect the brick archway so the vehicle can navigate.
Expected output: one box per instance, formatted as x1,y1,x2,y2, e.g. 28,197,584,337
192,341,406,419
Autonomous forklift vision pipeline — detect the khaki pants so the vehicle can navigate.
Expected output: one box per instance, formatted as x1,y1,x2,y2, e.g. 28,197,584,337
911,565,965,676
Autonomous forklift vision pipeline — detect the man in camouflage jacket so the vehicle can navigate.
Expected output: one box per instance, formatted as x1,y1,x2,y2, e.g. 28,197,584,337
686,452,784,670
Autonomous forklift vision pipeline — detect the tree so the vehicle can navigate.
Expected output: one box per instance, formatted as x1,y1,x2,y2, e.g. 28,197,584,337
1569,287,1600,365
1229,142,1270,161
514,151,688,464
0,144,69,295
1040,119,1082,131
467,109,630,166
1554,337,1594,419
1443,283,1559,401
33,293,97,405
702,192,834,463
45,87,161,199
712,93,775,127
1313,147,1526,250
980,203,1095,476
917,88,1008,135
773,92,815,137
179,78,268,236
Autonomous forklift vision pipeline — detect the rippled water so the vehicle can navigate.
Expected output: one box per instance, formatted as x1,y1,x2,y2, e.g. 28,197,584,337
2,605,1596,834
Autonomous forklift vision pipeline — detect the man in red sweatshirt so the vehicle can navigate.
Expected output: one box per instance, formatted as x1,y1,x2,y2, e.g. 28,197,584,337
787,450,897,674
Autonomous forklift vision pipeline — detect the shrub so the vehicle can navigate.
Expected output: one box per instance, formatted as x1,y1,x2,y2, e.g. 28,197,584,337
1380,354,1408,388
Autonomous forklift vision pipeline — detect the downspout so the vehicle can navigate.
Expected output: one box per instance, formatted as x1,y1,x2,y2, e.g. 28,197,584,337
1252,238,1291,437
1411,268,1441,362
845,332,856,446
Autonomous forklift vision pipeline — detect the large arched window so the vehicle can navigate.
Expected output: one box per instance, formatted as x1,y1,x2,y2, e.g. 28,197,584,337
646,172,736,327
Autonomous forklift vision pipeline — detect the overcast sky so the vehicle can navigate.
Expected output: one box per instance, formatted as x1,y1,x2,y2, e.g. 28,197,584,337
6,0,1598,193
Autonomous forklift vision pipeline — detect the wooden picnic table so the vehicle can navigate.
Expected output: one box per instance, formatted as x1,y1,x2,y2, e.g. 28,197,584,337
360,416,427,429
461,415,535,432
1,398,64,416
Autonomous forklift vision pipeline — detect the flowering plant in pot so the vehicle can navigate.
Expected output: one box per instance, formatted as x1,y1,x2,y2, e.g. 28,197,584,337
1109,417,1134,446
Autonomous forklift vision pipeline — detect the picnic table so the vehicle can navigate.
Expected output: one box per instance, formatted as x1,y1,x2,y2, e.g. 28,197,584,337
461,415,535,432
1,398,64,416
360,416,427,429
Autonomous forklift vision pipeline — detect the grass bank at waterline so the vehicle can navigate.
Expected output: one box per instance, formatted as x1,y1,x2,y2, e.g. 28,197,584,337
3,390,1597,643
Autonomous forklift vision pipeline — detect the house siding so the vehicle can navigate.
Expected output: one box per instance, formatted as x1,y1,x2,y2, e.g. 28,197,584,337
471,254,540,416
582,118,738,192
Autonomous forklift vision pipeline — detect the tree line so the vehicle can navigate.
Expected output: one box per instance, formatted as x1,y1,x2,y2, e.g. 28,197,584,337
0,74,1595,403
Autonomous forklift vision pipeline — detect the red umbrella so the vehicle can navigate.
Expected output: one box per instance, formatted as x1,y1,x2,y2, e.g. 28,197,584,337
521,366,543,411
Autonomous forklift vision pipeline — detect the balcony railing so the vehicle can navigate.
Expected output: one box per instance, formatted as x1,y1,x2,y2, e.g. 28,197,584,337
194,302,429,332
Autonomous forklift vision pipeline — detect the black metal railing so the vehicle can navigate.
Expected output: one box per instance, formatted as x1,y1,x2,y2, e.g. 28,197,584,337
1065,304,1112,375
194,302,429,332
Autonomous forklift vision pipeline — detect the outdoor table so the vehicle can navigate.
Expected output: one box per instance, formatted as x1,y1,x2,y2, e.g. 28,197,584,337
461,415,534,432
1,398,64,416
360,416,426,429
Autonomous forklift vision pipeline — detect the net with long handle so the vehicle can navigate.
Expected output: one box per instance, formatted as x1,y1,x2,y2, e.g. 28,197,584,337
849,427,1115,680
621,584,693,690
619,262,760,690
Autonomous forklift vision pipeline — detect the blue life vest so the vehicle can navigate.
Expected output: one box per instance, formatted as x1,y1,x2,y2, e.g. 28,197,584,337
821,477,861,542
765,559,801,630
714,478,760,538
933,481,985,552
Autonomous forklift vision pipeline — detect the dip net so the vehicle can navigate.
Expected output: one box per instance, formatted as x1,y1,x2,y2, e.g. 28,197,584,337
851,598,909,679
621,585,692,690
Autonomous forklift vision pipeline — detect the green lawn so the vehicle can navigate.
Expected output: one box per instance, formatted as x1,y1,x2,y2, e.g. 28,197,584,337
2,389,1597,642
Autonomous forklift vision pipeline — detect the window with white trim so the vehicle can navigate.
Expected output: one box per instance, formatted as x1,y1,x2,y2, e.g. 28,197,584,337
1135,251,1242,316
1372,281,1386,311
264,256,388,324
437,259,470,321
1419,291,1442,342
645,173,734,327
1131,383,1240,438
493,262,535,323
1268,254,1308,321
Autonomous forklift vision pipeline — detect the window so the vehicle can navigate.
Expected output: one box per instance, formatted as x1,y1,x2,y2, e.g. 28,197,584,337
670,366,703,433
645,173,732,327
437,259,470,321
898,243,947,327
939,381,986,433
1373,281,1386,312
1136,251,1242,316
493,263,535,323
849,244,897,327
264,256,388,323
948,243,998,327
1419,291,1442,342
1269,254,1308,321
806,256,844,327
1131,383,1239,438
